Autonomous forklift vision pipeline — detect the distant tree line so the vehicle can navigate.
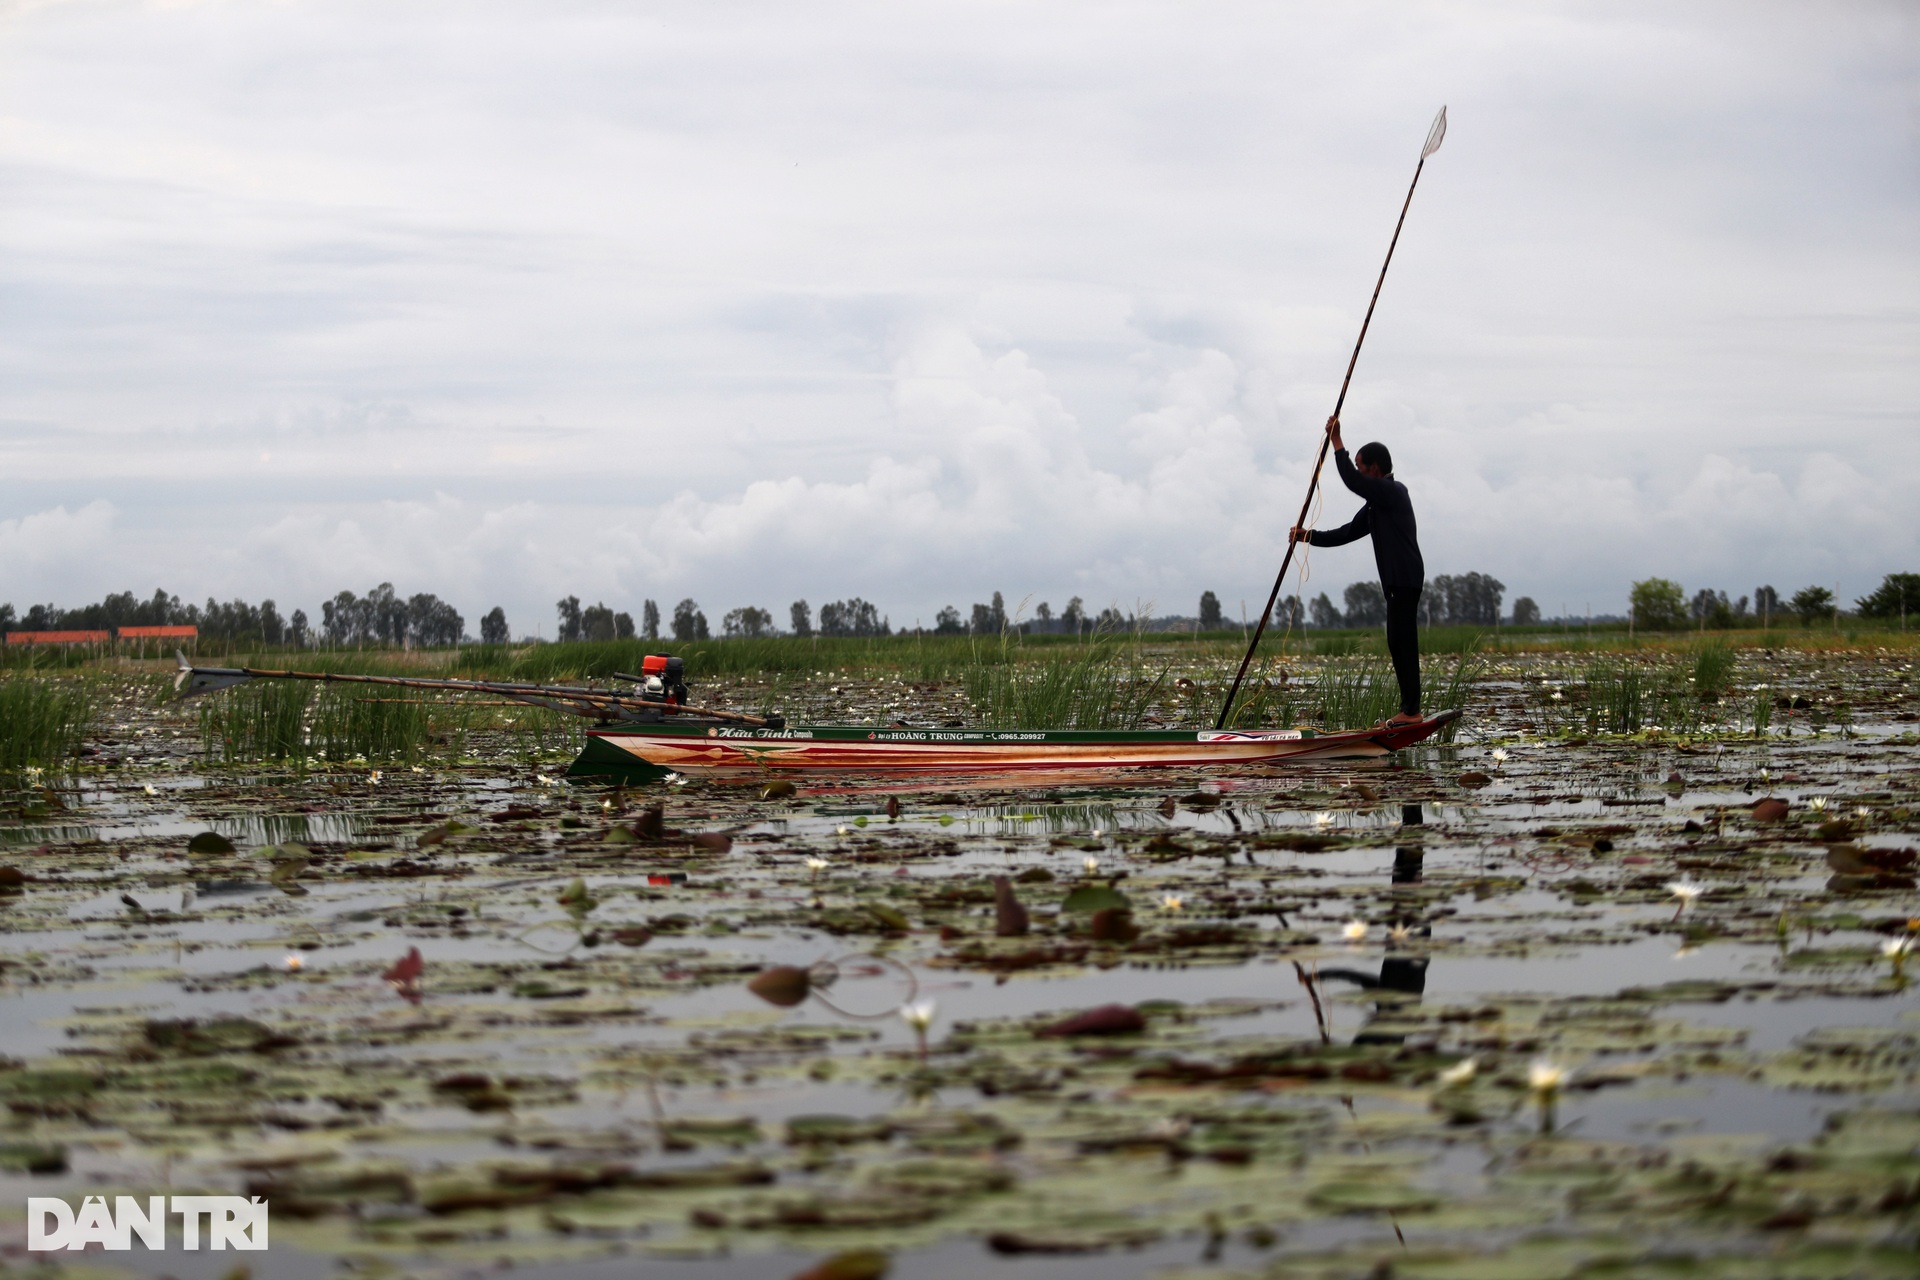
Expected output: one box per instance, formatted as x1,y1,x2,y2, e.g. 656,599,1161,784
0,589,304,643
16,570,1909,653
1629,573,1918,630
1278,571,1507,629
0,584,490,648
555,596,636,643
324,584,465,647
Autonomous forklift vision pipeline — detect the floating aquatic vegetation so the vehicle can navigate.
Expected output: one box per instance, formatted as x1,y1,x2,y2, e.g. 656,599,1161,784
1,642,1916,1274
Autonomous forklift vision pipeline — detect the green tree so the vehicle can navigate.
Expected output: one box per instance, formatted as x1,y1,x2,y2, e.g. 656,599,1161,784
672,598,706,642
1789,586,1835,626
1198,591,1223,630
1630,578,1686,630
1856,573,1920,620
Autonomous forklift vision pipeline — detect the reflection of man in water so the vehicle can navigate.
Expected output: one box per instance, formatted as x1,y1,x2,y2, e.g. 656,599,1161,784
1290,414,1425,726
1323,816,1430,1044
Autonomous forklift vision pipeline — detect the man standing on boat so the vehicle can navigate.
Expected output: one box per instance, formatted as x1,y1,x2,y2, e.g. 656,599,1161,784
1290,415,1424,726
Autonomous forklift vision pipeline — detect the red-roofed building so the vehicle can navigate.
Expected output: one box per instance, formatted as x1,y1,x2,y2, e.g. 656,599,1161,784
116,626,199,639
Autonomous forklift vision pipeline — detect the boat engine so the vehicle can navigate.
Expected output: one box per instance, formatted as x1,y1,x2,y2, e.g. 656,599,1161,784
632,654,688,706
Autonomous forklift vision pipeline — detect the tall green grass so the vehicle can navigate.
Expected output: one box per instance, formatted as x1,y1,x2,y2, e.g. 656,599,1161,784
1305,658,1402,730
195,683,502,766
0,677,93,769
963,648,1169,730
1691,639,1737,700
1582,660,1646,734
199,680,314,763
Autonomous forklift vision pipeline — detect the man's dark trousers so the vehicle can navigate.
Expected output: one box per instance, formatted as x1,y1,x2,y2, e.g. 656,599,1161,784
1384,585,1421,718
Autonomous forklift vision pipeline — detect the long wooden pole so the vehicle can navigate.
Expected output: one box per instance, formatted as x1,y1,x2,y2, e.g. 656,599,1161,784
1216,109,1446,729
176,661,772,726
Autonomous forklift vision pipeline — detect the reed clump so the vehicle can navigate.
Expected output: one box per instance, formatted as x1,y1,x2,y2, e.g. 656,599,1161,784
1306,658,1401,730
1582,659,1646,734
964,646,1168,730
0,677,94,769
198,680,314,764
310,690,434,764
1691,639,1737,701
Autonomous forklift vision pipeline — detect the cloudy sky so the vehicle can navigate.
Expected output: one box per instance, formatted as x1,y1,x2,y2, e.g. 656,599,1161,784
2,0,1914,634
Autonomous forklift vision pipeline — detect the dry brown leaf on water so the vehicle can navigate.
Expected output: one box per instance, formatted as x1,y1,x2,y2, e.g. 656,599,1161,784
791,1248,890,1280
1089,908,1138,943
1458,771,1492,789
1751,797,1790,822
690,832,733,853
384,946,424,991
1038,1003,1147,1037
747,965,812,1008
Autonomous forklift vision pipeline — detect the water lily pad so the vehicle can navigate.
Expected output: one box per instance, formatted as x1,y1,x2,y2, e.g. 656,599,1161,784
1307,1179,1443,1214
1061,884,1131,913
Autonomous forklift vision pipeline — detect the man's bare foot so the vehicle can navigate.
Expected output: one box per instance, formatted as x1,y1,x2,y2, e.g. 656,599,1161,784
1384,712,1423,726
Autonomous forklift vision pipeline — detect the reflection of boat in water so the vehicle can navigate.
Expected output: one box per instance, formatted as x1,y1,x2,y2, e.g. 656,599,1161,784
568,713,1460,784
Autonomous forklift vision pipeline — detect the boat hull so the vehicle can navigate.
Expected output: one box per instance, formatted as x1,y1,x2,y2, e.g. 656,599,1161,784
567,711,1458,784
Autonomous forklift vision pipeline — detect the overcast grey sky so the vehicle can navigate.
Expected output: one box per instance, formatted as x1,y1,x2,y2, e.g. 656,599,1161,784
2,0,1915,633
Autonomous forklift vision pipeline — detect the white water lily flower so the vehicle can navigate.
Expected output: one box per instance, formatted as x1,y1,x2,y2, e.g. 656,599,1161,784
1388,923,1413,943
1668,881,1704,905
1090,828,1104,840
1083,856,1100,874
1808,796,1828,812
835,825,851,837
285,954,304,972
368,771,383,785
664,773,688,787
1882,937,1912,959
1313,812,1336,828
1342,919,1368,942
1491,748,1510,765
1528,1060,1569,1093
143,783,158,796
1436,1059,1476,1088
1161,894,1183,912
1550,690,1563,701
898,999,937,1031
804,856,829,873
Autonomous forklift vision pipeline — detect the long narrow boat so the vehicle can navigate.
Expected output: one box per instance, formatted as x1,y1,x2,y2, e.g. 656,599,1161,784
566,711,1459,784
171,653,1459,785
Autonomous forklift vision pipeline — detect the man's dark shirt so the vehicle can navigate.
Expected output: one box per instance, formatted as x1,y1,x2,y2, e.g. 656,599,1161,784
1305,449,1424,588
